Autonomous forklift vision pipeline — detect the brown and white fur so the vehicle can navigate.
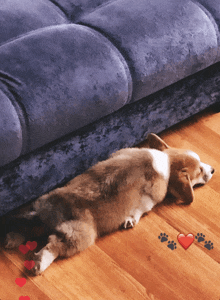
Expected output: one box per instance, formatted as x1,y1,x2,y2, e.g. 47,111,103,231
4,133,214,275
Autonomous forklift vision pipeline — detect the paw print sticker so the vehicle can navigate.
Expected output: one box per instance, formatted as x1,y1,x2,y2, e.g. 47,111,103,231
204,241,214,250
167,241,177,250
195,233,205,243
158,232,177,250
158,233,168,243
195,233,214,250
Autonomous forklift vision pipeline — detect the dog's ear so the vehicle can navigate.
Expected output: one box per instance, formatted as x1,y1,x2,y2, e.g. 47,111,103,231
168,169,194,204
145,133,169,151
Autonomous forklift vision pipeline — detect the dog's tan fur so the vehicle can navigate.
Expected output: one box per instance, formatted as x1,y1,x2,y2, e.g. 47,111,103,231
4,133,214,275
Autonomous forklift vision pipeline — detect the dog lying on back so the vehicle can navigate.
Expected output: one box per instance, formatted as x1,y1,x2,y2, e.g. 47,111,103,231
4,133,214,275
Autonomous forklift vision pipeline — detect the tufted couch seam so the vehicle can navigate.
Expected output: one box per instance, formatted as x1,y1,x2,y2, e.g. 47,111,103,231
190,0,220,61
43,0,71,20
0,0,69,47
0,21,70,48
79,0,220,102
0,73,30,154
48,0,71,19
0,23,133,156
1,0,220,215
48,0,117,23
76,24,133,105
74,0,117,22
77,21,135,101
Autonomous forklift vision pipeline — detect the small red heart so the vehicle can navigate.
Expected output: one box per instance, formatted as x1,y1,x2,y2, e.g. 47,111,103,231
26,241,37,251
24,260,35,270
19,297,30,300
177,233,194,250
15,278,26,287
19,245,29,255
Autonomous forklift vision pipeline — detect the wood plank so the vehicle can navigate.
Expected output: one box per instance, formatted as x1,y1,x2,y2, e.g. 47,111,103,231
0,250,52,300
33,245,150,300
2,243,151,300
1,106,220,300
97,212,220,300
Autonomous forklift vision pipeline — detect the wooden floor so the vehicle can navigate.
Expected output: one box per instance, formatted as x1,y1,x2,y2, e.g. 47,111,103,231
1,105,220,300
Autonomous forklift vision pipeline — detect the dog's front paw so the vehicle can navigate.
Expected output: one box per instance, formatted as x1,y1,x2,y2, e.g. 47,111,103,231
123,217,136,229
32,267,41,276
31,249,56,276
4,232,25,249
31,253,42,276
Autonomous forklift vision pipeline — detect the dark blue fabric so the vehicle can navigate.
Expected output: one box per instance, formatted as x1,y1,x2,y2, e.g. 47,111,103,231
0,24,131,164
1,61,220,216
80,0,219,101
196,0,220,31
50,0,111,22
0,0,68,46
1,0,220,215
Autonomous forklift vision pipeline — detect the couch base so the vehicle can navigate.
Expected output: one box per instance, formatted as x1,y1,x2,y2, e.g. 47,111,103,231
1,62,220,216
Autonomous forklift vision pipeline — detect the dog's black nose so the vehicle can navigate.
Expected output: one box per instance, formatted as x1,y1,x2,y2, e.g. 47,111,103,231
211,168,215,174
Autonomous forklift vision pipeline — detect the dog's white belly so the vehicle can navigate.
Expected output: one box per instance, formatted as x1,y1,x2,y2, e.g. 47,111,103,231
141,195,155,212
130,195,155,225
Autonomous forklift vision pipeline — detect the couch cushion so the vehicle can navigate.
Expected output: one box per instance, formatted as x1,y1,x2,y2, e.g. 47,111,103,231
48,0,111,22
0,90,22,166
196,0,220,30
0,0,68,45
79,0,219,101
1,0,220,167
0,24,132,166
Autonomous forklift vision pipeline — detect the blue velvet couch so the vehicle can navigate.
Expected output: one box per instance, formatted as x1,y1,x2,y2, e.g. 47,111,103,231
1,0,220,216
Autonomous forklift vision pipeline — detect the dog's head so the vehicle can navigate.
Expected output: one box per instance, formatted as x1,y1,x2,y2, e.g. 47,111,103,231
145,133,215,204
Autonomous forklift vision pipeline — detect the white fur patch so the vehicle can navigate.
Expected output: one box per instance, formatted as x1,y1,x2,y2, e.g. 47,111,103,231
148,149,170,181
201,162,212,174
37,249,56,273
141,195,155,212
185,151,200,162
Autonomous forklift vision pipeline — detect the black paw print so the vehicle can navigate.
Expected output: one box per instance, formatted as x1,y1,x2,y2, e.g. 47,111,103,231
158,233,168,243
167,240,177,250
204,241,214,250
195,233,205,243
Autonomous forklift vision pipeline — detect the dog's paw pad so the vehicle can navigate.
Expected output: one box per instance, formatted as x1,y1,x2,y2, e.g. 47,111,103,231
167,240,177,250
32,263,41,276
158,233,168,242
204,240,214,250
4,232,25,249
195,233,205,243
123,217,136,229
31,254,42,276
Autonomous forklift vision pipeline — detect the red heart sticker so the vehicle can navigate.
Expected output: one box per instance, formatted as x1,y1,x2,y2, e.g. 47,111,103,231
19,245,29,255
177,233,194,250
15,278,26,287
24,260,35,270
19,297,30,300
26,241,37,251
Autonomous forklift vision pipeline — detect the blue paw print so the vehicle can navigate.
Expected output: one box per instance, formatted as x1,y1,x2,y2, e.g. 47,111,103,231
195,233,205,243
158,233,168,243
204,241,214,250
167,240,177,250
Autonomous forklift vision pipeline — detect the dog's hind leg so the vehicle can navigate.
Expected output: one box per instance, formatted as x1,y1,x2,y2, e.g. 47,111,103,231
32,210,97,275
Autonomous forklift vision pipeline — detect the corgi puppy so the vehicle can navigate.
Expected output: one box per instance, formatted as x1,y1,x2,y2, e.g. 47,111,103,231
4,133,214,275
